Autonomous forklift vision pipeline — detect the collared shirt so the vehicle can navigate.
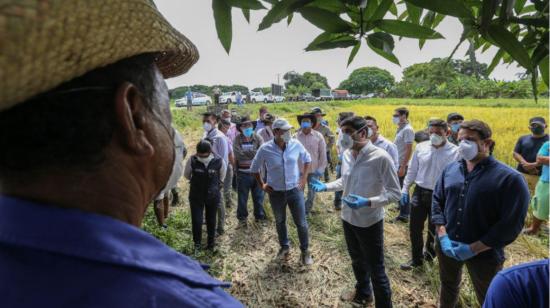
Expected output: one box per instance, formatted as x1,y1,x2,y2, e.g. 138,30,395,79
204,128,229,164
224,122,238,145
538,141,549,182
402,141,460,193
257,126,273,143
325,142,401,228
250,139,312,191
431,156,529,262
394,122,415,166
233,133,264,172
296,129,327,173
0,196,242,308
372,134,399,171
255,119,265,130
448,134,459,146
314,124,335,149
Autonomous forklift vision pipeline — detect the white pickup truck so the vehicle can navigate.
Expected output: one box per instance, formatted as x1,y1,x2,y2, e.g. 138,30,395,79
249,91,268,103
220,91,247,104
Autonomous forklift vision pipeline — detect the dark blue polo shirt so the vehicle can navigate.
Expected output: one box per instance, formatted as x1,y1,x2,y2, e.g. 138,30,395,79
0,196,242,308
431,156,530,262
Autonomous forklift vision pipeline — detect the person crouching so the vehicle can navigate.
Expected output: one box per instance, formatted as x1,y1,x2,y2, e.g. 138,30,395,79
184,140,227,251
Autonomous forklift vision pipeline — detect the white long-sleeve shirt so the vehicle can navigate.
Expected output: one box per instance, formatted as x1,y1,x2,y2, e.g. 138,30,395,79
204,128,229,164
402,140,460,194
372,134,399,172
325,142,401,228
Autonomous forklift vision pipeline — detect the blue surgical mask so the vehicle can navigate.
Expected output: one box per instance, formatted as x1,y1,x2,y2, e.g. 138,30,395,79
243,127,254,138
301,122,312,129
451,123,461,133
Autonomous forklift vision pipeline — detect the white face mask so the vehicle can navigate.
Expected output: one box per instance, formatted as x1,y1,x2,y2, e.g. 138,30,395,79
430,133,445,146
392,116,400,125
197,153,214,166
203,122,213,132
459,140,479,161
338,126,371,150
155,130,184,200
281,131,292,143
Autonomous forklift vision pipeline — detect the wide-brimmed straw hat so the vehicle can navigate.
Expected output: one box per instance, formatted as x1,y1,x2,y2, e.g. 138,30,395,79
1,0,199,111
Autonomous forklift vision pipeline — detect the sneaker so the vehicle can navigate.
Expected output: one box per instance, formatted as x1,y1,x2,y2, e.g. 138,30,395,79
301,251,313,265
400,260,423,271
277,246,290,260
340,289,374,306
206,242,216,251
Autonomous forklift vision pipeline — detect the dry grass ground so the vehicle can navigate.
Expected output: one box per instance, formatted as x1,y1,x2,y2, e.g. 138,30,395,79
144,100,549,307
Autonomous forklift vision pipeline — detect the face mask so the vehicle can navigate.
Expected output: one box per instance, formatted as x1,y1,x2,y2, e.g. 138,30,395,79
155,130,185,200
430,133,445,146
197,153,214,166
223,116,231,122
451,123,461,133
281,131,291,143
301,121,312,129
530,126,545,135
203,122,212,132
392,116,400,125
338,126,371,150
243,127,254,138
459,139,479,161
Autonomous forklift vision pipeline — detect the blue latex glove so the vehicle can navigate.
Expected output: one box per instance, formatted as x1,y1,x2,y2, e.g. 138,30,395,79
335,164,341,174
310,179,327,192
450,240,476,261
400,193,409,206
343,194,370,209
438,235,457,259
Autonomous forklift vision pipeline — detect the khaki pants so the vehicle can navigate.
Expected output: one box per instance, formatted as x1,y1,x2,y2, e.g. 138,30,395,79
523,173,540,196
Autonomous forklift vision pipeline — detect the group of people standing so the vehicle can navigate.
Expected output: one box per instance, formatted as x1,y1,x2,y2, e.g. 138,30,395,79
177,104,549,307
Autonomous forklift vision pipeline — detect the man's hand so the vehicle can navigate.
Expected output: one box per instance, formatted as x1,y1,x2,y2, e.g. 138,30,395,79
298,177,307,191
450,241,477,261
343,194,370,209
399,193,409,206
262,184,274,194
438,234,456,259
310,179,327,192
522,162,538,171
398,165,407,177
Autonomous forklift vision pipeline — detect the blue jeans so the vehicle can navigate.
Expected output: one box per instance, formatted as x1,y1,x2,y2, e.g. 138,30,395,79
236,171,265,220
305,173,319,214
269,188,309,251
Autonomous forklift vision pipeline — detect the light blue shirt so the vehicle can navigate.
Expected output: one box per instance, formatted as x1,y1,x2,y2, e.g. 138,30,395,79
251,139,312,191
538,141,549,183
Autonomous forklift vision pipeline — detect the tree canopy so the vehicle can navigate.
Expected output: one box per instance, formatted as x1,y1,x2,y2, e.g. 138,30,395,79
338,66,395,94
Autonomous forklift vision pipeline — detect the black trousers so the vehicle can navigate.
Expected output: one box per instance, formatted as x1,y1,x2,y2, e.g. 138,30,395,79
343,219,392,308
189,197,218,246
409,185,435,263
436,243,503,307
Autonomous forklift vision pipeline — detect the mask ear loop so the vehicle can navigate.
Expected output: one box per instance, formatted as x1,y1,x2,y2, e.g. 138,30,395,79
351,124,370,145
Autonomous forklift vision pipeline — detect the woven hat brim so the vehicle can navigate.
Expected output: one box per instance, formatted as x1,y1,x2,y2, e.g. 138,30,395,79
1,0,199,111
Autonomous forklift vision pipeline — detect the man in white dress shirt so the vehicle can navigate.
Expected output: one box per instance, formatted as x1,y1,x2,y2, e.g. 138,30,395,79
365,115,399,171
311,116,400,307
400,119,460,270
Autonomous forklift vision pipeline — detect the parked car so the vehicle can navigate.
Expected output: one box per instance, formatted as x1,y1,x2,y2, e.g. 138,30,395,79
175,92,212,107
274,95,285,103
220,91,247,104
249,91,268,103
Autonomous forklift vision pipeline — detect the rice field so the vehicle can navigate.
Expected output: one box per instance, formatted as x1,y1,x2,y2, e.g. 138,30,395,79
144,99,549,308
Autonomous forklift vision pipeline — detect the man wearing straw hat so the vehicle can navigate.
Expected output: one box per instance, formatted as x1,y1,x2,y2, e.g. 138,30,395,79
0,0,241,306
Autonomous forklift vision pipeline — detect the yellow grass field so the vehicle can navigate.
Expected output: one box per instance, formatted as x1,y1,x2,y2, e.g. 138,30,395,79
145,100,549,308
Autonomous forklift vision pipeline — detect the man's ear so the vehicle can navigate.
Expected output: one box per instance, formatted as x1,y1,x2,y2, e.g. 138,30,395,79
113,82,155,157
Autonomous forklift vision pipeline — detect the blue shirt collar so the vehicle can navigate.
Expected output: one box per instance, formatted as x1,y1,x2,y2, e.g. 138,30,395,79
0,195,226,288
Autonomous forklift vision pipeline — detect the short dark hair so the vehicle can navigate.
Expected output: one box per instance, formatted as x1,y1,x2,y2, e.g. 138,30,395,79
340,116,368,132
460,120,492,140
365,115,378,127
259,106,268,113
218,118,231,130
0,53,158,176
428,119,448,130
395,107,409,118
338,112,354,124
197,140,212,154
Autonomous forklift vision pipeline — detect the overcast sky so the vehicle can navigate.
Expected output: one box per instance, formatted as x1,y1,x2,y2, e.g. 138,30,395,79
154,1,523,90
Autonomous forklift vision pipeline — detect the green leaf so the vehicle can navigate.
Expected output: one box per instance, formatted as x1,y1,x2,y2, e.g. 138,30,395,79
242,8,250,23
480,0,499,30
487,48,505,74
403,0,473,18
375,19,444,39
419,11,435,49
499,0,514,22
226,0,265,9
487,24,532,70
287,13,293,25
306,0,347,13
364,0,379,20
366,32,400,65
213,0,232,54
405,2,422,24
540,55,549,87
514,0,527,14
258,0,293,31
347,41,361,67
298,7,353,33
389,2,398,16
531,68,539,102
398,11,409,20
305,32,357,51
371,0,393,21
